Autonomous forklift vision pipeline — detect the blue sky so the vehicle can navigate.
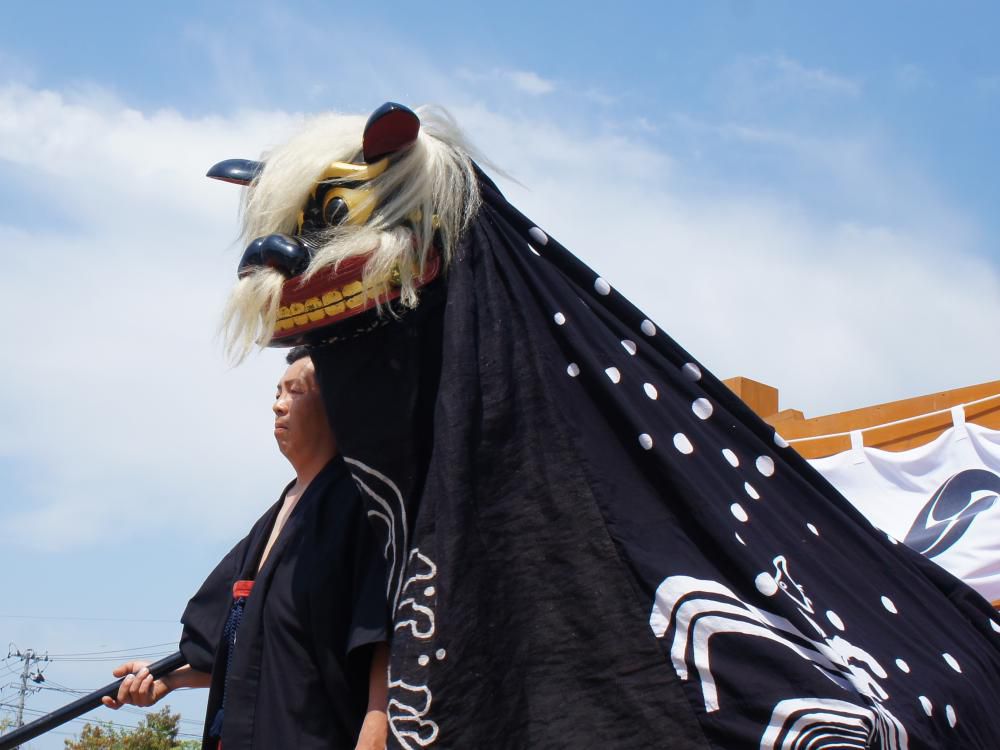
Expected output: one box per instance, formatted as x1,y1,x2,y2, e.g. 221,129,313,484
1,2,998,746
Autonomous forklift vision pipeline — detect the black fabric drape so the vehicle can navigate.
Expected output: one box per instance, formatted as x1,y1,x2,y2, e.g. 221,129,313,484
311,171,1000,749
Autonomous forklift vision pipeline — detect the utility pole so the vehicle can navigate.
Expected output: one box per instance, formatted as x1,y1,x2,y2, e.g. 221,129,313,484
6,645,48,749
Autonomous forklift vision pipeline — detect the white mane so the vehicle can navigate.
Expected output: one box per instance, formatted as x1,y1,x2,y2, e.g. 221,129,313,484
221,105,482,361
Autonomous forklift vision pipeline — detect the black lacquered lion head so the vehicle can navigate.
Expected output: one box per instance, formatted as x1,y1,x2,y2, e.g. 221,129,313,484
210,102,480,356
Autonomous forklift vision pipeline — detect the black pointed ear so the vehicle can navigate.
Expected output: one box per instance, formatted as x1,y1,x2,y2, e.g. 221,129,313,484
206,159,264,185
362,103,420,163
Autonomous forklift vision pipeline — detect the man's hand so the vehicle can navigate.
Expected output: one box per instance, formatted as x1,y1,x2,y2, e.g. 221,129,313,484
101,661,171,709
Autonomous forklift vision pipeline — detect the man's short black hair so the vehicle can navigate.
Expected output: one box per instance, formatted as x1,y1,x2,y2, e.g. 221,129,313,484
286,346,311,365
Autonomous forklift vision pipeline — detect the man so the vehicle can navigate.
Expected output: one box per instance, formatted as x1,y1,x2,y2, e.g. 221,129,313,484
103,347,389,749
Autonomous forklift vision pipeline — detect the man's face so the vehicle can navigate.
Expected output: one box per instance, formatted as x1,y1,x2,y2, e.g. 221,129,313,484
272,356,332,461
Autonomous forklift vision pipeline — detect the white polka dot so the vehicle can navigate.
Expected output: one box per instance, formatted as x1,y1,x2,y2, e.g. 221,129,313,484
640,319,656,336
605,367,621,383
946,705,957,728
826,610,845,631
638,433,654,450
744,482,760,500
643,382,658,399
418,655,430,666
553,312,566,325
730,503,748,522
755,456,775,477
594,277,611,295
991,619,1000,634
773,432,789,448
942,653,962,673
881,596,898,614
673,433,694,454
621,339,637,355
886,534,899,545
435,649,447,661
895,658,910,673
722,449,739,467
526,243,540,256
756,572,779,597
807,523,819,536
528,226,549,246
424,586,435,597
692,398,713,420
919,696,933,716
735,532,747,546
681,362,702,381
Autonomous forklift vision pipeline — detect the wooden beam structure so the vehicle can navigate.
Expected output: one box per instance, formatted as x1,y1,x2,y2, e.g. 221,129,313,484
723,377,1000,459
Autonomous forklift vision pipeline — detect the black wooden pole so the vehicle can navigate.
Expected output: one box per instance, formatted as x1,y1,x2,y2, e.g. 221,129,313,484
0,651,186,750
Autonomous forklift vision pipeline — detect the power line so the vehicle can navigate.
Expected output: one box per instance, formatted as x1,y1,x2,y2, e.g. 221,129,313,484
0,614,178,623
45,641,177,658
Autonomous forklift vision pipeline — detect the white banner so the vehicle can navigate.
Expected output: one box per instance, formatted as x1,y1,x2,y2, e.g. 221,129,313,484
809,415,1000,601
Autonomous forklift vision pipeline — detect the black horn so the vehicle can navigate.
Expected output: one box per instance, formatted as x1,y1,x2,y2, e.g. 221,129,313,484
207,159,264,186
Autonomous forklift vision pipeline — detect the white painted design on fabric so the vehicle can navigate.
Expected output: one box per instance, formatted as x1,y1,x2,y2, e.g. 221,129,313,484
643,382,658,400
567,363,580,377
528,226,549,246
347,458,409,610
388,679,440,749
881,596,898,614
807,523,819,536
605,367,621,384
674,433,694,454
640,319,656,336
756,456,775,477
722,449,739,467
553,312,566,325
639,433,654,450
774,432,789,448
692,398,713,420
895,658,910,674
946,704,957,728
649,571,908,749
594,277,611,295
942,653,961,673
731,503,749,522
621,339,637,355
761,698,907,750
389,548,443,749
681,362,702,381
919,696,933,717
745,482,760,500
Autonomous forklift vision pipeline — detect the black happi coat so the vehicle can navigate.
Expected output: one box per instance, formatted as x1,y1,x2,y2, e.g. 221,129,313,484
310,172,1000,749
180,456,388,749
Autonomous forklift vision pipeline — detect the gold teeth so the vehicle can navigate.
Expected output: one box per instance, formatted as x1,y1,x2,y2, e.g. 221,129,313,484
275,279,389,331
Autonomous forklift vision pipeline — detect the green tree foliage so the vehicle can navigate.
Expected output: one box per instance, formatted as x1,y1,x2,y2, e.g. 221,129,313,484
64,706,200,750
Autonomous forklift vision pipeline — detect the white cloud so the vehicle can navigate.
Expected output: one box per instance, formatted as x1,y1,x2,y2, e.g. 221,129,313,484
719,54,861,110
1,77,998,556
456,67,556,96
504,70,556,95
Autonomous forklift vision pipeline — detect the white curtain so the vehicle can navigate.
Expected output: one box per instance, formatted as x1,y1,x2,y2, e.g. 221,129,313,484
809,410,1000,601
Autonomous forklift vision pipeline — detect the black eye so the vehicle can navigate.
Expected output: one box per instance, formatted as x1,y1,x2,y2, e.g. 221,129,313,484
323,196,350,226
